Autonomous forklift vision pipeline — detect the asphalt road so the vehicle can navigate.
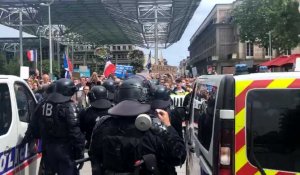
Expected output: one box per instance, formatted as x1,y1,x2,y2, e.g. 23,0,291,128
80,161,186,175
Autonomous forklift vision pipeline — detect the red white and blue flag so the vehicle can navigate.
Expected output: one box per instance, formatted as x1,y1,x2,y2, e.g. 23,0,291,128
63,52,73,79
103,60,116,78
27,50,37,62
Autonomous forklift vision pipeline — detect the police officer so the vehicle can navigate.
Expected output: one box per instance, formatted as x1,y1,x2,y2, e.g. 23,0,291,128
150,85,184,139
79,85,112,148
102,79,115,103
89,78,186,175
37,78,85,175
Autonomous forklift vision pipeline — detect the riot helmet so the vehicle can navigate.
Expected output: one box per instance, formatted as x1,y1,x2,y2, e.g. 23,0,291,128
88,86,112,109
102,79,115,101
109,78,151,116
151,85,172,110
117,78,149,103
47,78,78,103
102,79,115,93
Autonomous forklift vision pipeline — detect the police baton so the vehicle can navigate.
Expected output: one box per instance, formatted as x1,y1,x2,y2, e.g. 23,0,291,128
75,157,90,170
75,157,90,164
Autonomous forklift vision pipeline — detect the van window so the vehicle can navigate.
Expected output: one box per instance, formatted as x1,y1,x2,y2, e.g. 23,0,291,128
193,83,217,150
247,89,300,172
0,84,12,136
14,82,36,123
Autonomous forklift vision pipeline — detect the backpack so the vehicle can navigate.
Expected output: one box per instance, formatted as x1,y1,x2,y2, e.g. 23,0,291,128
99,116,145,173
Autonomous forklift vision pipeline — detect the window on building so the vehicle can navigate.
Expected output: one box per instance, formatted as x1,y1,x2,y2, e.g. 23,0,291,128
265,47,270,56
0,84,12,136
113,55,116,59
113,46,116,50
246,42,254,56
123,46,127,50
284,49,292,56
14,82,36,123
117,46,121,51
118,55,121,59
247,89,300,172
128,45,132,50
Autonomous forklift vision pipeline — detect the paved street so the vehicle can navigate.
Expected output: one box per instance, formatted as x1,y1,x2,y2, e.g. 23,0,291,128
80,159,186,175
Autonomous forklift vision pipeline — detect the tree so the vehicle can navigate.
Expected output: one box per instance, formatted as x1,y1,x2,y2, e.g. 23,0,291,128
41,60,60,77
0,54,8,74
232,0,300,54
128,49,145,73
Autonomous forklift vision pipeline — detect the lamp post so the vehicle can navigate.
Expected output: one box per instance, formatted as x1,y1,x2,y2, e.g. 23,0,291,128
41,0,55,79
269,31,272,61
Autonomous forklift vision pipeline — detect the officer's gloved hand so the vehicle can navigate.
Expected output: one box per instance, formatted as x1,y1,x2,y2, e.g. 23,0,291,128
75,151,85,170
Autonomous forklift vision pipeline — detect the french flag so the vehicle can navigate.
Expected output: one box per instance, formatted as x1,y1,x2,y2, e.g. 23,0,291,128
27,50,37,62
63,53,73,79
104,60,116,78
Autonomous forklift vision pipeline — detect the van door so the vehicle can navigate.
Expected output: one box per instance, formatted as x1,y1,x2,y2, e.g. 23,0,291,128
13,82,39,175
0,83,18,175
234,77,300,175
187,75,234,175
187,77,219,175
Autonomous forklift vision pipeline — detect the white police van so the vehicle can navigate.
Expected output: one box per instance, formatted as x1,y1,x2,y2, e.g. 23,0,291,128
0,75,41,175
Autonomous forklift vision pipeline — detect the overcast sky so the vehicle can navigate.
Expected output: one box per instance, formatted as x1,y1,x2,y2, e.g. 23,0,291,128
0,0,235,66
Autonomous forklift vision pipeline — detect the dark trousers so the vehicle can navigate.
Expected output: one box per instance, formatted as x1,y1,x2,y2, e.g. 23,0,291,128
44,143,79,175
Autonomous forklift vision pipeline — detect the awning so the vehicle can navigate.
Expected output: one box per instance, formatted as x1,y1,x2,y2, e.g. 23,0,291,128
260,56,289,67
280,54,300,66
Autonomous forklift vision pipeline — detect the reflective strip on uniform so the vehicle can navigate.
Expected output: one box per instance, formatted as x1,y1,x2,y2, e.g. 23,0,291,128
235,78,299,175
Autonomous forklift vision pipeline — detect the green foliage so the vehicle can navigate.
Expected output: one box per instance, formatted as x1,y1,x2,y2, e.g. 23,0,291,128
128,49,145,73
232,0,300,54
0,54,8,75
6,57,20,76
41,59,60,77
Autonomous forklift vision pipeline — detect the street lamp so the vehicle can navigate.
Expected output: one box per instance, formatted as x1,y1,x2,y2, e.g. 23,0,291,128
40,0,55,79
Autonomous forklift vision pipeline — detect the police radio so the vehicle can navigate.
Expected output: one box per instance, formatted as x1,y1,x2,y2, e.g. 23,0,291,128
135,114,166,133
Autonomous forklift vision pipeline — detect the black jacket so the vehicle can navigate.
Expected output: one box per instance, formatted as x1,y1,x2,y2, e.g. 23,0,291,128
37,100,85,159
89,116,186,175
79,107,109,147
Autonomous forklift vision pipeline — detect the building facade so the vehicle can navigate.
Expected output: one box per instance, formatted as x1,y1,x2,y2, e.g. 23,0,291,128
72,44,135,74
108,44,135,65
188,3,300,75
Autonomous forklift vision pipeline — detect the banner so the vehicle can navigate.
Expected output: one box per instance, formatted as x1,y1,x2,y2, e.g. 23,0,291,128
115,65,133,79
151,65,177,74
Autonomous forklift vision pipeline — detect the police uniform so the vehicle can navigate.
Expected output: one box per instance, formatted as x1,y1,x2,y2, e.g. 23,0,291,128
37,78,85,175
79,85,112,148
89,78,186,175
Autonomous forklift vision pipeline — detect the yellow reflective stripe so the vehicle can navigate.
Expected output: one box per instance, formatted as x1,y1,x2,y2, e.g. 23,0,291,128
266,78,295,89
262,169,278,175
235,108,246,134
235,146,248,173
235,80,253,97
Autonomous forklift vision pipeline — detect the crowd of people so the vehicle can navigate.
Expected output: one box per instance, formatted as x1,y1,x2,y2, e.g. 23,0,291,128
22,71,195,175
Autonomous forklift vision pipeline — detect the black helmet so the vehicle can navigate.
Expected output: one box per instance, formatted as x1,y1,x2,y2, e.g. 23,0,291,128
46,81,56,94
102,79,115,93
151,85,172,109
88,86,112,109
109,78,151,116
117,78,149,103
103,79,115,101
47,78,77,103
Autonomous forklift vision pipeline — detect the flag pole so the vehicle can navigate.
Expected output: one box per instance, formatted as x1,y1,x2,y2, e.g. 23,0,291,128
35,50,38,72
